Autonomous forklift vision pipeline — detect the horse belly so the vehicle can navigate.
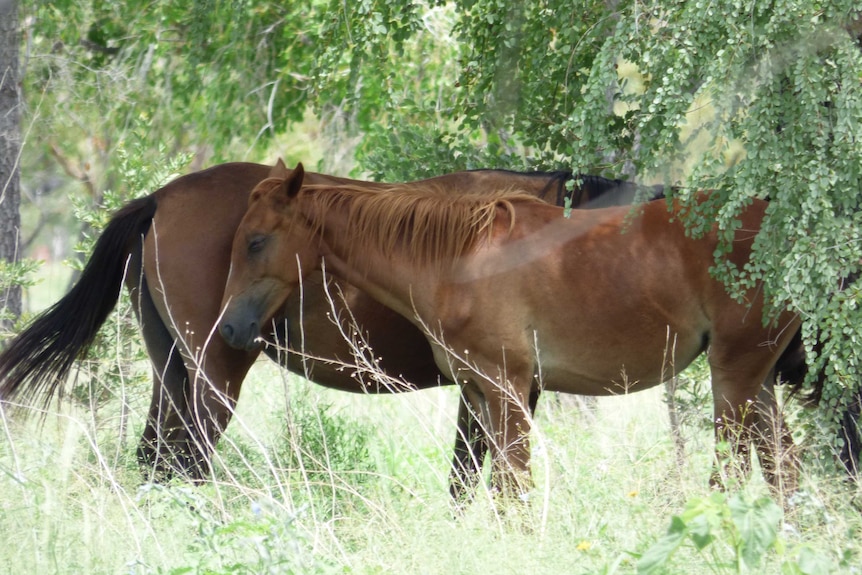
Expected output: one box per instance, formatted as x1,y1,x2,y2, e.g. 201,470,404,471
532,305,708,396
538,341,702,395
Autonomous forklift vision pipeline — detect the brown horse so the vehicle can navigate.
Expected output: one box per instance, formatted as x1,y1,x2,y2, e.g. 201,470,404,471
0,160,653,497
219,163,801,499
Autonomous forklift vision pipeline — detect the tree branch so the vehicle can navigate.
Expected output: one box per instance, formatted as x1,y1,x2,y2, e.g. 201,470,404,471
48,143,96,198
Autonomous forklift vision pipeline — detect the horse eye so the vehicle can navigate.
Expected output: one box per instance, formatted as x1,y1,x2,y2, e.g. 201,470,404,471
248,236,267,255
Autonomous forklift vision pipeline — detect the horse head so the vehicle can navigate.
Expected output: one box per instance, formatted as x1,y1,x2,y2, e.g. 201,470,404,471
219,161,318,350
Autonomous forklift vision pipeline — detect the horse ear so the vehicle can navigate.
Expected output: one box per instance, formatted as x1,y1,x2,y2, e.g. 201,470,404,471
270,158,289,178
285,163,304,198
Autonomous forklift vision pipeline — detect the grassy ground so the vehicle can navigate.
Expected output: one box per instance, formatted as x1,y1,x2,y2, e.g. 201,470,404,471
1,350,861,575
2,262,860,574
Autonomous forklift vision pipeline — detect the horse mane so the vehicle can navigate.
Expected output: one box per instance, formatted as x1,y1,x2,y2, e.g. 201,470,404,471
570,174,667,206
296,183,545,268
466,168,666,207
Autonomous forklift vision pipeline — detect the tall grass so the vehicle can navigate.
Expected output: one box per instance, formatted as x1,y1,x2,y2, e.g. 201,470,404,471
1,343,860,574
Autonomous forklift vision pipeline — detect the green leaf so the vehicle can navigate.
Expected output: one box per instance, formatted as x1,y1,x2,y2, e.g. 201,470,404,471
636,516,688,574
728,494,782,568
686,514,714,550
795,546,832,575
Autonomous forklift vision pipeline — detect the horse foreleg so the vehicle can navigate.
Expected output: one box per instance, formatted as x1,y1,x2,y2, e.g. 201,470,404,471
449,385,489,503
180,339,258,480
449,386,541,503
470,366,534,501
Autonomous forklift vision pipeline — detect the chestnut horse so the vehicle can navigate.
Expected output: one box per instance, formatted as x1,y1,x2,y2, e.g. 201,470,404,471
219,163,802,499
0,160,655,497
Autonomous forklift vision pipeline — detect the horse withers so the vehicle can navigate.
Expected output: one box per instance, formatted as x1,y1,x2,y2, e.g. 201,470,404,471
220,163,801,501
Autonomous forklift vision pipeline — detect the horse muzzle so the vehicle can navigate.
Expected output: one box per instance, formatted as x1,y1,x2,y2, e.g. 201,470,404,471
219,301,264,351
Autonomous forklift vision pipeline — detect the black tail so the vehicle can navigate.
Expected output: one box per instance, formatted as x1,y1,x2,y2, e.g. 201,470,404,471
0,195,157,409
775,330,811,397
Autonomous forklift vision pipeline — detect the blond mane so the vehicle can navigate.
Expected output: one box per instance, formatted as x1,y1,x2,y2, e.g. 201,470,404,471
289,183,545,267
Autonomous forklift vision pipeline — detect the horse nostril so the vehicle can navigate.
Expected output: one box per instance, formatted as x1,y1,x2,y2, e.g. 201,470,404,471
221,322,235,340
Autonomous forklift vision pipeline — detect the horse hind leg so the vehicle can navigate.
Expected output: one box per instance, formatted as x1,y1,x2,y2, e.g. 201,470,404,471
132,260,255,482
707,361,766,489
182,335,260,478
840,393,862,477
751,371,800,500
128,271,201,480
139,353,200,480
708,350,799,496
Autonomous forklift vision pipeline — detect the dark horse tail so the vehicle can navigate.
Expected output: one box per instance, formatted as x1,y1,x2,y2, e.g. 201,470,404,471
0,195,157,409
777,327,861,476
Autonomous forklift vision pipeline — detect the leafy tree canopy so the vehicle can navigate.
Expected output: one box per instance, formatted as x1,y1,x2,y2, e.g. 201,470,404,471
20,0,862,431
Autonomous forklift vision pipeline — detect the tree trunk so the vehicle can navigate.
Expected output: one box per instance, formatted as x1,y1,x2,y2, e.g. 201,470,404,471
0,0,22,329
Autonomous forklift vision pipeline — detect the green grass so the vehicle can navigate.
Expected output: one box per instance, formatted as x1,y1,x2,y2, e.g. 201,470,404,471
2,354,861,574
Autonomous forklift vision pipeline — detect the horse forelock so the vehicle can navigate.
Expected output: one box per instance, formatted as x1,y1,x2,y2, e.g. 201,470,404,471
295,183,543,268
248,177,285,205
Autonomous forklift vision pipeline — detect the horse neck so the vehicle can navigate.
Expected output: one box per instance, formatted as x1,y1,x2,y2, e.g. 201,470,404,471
299,195,438,323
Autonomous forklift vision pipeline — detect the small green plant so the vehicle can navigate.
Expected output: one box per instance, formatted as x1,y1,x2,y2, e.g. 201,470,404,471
636,491,832,574
133,484,338,575
672,360,714,432
277,400,372,479
0,258,42,329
